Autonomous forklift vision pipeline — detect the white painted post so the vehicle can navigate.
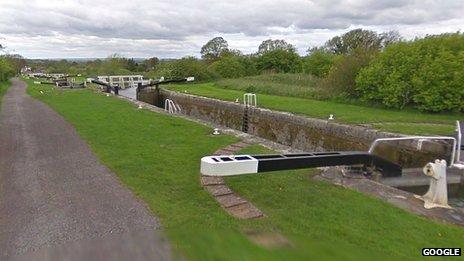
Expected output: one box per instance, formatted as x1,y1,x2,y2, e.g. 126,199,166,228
456,121,462,163
414,160,451,209
243,93,257,107
164,99,180,114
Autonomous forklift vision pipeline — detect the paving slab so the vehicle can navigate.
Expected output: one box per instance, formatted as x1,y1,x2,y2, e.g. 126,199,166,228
200,176,225,186
204,185,233,196
226,203,264,219
215,194,247,208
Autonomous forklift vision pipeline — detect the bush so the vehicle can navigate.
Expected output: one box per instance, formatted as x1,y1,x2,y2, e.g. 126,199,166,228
323,49,376,98
237,56,259,76
150,57,217,81
356,33,464,112
210,55,258,79
0,58,14,82
210,56,246,78
302,50,338,77
256,49,302,73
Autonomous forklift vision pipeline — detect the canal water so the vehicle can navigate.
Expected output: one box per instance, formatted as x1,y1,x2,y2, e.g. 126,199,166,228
119,87,137,99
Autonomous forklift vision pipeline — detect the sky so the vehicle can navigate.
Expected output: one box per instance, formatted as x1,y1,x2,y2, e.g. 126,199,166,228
0,0,463,59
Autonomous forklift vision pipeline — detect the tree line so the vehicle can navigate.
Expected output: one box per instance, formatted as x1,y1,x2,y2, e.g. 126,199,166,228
0,43,24,82
194,30,463,113
30,29,464,113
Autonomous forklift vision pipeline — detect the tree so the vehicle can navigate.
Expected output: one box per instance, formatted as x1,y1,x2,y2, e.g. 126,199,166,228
306,46,324,54
256,49,302,73
258,39,295,54
0,57,14,81
302,50,338,77
145,57,159,71
324,29,381,54
219,49,242,58
323,49,377,97
153,57,216,81
210,56,248,78
126,58,138,72
99,54,128,75
3,54,26,74
379,30,403,48
356,33,464,112
201,37,229,61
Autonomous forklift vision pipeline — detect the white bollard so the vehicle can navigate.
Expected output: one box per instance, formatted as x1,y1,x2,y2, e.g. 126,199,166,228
414,159,451,209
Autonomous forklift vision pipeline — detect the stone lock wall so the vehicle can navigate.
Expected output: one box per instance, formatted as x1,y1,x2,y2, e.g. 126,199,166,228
138,88,452,168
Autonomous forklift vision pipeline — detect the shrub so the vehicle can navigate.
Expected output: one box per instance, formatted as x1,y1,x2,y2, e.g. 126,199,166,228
0,58,14,82
150,57,217,81
412,51,464,112
256,49,302,73
209,55,259,79
238,56,259,76
323,49,376,98
356,33,464,112
302,50,338,77
210,56,246,78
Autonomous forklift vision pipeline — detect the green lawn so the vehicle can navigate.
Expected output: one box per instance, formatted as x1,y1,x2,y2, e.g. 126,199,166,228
167,83,461,136
25,78,464,260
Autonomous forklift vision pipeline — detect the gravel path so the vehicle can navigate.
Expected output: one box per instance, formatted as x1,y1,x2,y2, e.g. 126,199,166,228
0,79,170,260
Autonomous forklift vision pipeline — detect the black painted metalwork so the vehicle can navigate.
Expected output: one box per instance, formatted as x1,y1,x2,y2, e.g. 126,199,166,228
252,151,402,177
137,78,192,90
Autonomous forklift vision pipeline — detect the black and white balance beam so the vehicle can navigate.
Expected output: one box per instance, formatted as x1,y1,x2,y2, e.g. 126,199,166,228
201,151,402,177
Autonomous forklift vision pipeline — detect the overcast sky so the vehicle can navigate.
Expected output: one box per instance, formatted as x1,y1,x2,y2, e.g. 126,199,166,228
0,0,463,59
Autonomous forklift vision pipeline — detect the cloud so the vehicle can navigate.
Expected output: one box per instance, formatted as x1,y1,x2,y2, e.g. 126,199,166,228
0,0,463,58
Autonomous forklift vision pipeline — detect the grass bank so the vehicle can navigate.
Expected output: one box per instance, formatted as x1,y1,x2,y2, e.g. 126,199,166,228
25,79,464,260
215,73,323,99
167,83,460,135
0,80,11,105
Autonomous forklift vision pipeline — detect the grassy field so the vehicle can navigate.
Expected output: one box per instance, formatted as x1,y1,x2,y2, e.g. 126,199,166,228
167,83,460,135
23,78,464,260
216,73,323,99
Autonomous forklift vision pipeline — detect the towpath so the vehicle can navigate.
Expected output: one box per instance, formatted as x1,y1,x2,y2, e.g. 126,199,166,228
0,79,170,260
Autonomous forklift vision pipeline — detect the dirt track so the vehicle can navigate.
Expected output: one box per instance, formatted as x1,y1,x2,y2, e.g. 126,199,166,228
0,79,170,260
